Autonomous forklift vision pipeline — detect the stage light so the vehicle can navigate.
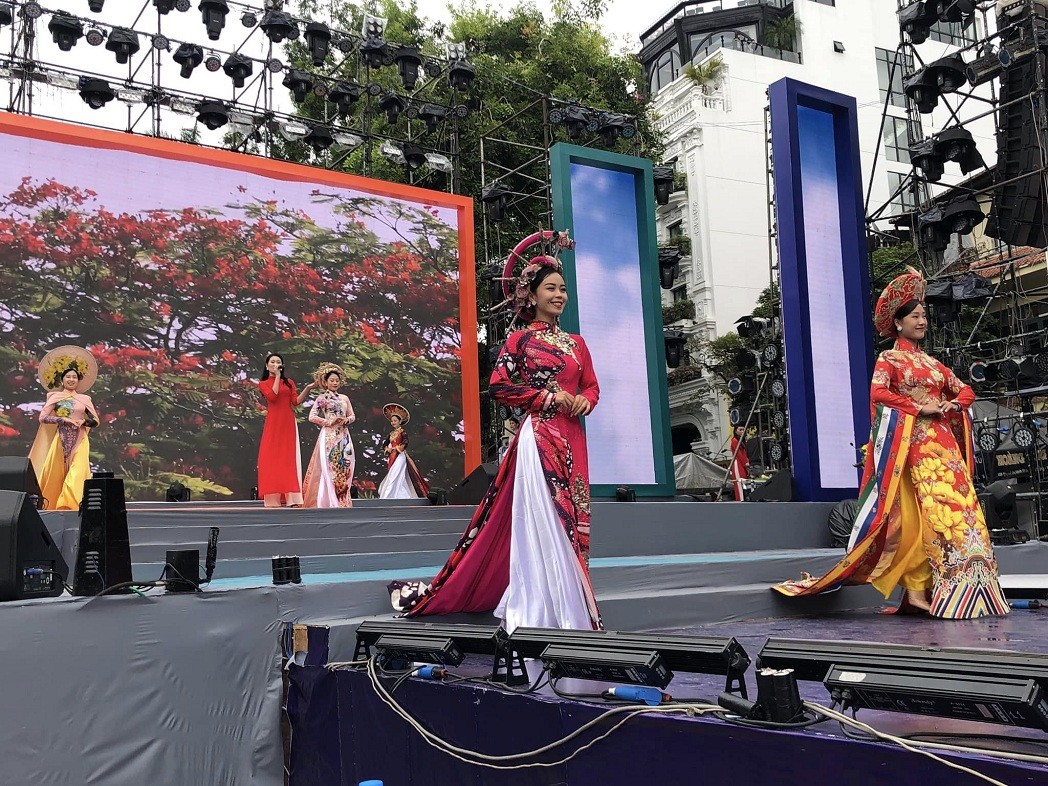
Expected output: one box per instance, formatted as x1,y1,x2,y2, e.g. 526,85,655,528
282,69,313,102
165,481,191,502
727,376,756,397
196,100,228,130
735,349,760,371
88,0,104,11
424,152,453,173
204,54,221,72
266,58,283,73
481,181,511,223
380,139,406,165
729,407,746,426
903,68,939,114
330,131,361,149
653,165,674,205
402,143,427,171
303,124,334,152
153,0,188,11
935,0,976,24
365,82,383,97
658,246,681,289
1013,421,1036,450
966,49,1007,87
48,12,83,52
199,0,229,41
665,331,687,368
735,315,770,338
773,410,787,430
942,197,985,234
977,426,1001,453
769,441,786,463
762,343,780,364
21,2,42,20
909,138,943,182
327,80,361,117
379,92,408,124
227,110,257,136
222,53,253,88
354,620,511,676
360,14,390,69
509,628,751,696
304,22,331,67
394,46,423,90
240,11,257,28
117,87,148,104
78,77,116,109
172,42,203,77
771,377,786,399
417,103,446,134
898,1,937,45
0,4,11,27
934,127,984,174
260,10,295,42
47,72,79,90
614,486,637,502
106,28,140,65
335,36,354,54
595,113,627,147
926,54,967,94
84,26,105,46
551,103,591,139
169,96,197,114
826,665,1048,731
361,12,387,38
1035,350,1048,378
448,58,475,92
279,120,309,140
152,34,170,51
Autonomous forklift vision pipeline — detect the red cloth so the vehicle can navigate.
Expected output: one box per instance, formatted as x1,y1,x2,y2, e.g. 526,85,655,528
730,437,749,501
257,378,302,496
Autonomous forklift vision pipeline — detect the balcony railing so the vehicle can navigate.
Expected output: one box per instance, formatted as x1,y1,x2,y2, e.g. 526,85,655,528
642,0,789,45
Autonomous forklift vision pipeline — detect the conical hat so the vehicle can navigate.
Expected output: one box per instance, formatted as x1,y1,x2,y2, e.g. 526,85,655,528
38,346,97,393
382,403,410,424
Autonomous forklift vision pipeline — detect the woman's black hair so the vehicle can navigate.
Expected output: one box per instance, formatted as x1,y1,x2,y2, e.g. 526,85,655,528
260,353,292,387
322,370,342,384
52,365,82,389
893,299,922,327
529,265,564,293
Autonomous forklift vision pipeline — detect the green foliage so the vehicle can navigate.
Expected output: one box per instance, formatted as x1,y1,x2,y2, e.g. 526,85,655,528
699,282,778,383
663,299,696,324
673,170,688,191
869,242,916,289
683,55,725,94
663,234,691,256
667,365,703,387
762,14,800,52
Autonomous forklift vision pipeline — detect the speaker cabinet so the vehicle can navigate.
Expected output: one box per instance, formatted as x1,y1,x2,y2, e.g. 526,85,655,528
72,475,133,596
0,490,69,601
447,463,499,506
0,456,43,507
748,470,794,502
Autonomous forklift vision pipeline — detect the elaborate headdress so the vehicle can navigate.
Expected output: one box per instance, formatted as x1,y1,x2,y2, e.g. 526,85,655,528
382,402,410,424
873,267,926,338
313,362,346,386
491,230,575,323
37,346,97,393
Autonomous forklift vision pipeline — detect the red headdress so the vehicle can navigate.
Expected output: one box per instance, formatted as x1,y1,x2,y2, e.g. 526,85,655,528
873,267,926,338
491,230,575,324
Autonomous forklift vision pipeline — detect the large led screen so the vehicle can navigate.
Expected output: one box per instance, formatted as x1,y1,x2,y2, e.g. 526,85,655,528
551,144,674,496
0,115,479,500
769,78,873,502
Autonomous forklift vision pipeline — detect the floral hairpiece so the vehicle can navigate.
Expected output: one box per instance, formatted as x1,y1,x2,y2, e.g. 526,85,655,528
491,230,575,323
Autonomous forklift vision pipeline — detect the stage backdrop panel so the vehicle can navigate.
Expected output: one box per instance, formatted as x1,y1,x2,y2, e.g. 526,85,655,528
550,143,674,497
769,78,873,502
0,115,478,500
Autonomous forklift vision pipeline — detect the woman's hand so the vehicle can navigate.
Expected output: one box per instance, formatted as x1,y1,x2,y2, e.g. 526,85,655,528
939,400,960,415
553,390,576,411
918,401,943,417
570,396,592,417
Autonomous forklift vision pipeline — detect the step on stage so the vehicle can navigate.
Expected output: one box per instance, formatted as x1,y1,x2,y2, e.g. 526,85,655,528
4,500,1047,784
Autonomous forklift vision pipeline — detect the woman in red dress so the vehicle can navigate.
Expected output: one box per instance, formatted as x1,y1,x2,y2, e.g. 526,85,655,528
257,353,315,508
389,230,601,631
729,425,750,501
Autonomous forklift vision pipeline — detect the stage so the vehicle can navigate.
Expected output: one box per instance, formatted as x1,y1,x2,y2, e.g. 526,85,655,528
3,499,1046,784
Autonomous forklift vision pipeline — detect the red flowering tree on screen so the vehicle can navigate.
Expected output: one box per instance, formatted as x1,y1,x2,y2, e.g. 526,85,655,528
0,178,465,499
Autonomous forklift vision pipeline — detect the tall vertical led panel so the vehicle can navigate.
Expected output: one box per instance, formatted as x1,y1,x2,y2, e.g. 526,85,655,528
550,143,674,497
769,78,873,502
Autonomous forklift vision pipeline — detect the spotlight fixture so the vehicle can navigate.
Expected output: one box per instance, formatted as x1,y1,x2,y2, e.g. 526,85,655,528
934,127,984,174
762,343,780,364
550,103,591,139
395,46,423,90
304,22,331,67
327,80,361,117
965,48,1008,87
448,58,476,92
199,0,229,42
769,441,786,463
1012,421,1036,450
735,315,770,338
360,14,390,68
105,28,140,65
909,138,944,182
227,110,257,136
204,54,221,72
772,410,787,429
222,53,253,88
266,58,283,73
21,2,42,20
279,120,310,141
260,10,295,42
936,0,976,24
172,42,203,77
196,100,228,130
652,165,675,206
240,11,257,27
595,113,627,147
664,331,687,369
417,103,446,134
658,246,681,289
771,377,787,399
729,407,746,426
333,131,364,149
379,139,406,165
447,41,468,61
734,349,760,371
88,0,104,11
152,34,170,51
903,69,939,114
481,181,511,223
85,26,105,46
335,36,354,54
361,12,387,39
154,0,177,12
976,426,1000,453
78,77,116,109
303,124,334,152
401,143,427,171
0,3,11,27
282,69,314,102
48,12,83,52
727,377,755,398
424,152,453,173
897,1,938,45
165,481,191,502
941,196,985,234
378,92,408,124
926,54,967,94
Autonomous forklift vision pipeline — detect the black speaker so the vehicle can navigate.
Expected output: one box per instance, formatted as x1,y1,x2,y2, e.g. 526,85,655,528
0,490,69,600
748,470,794,502
0,457,44,508
72,475,133,596
164,549,200,592
447,463,498,506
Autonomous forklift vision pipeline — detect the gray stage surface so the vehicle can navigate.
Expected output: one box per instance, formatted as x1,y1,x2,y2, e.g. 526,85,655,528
9,499,1045,785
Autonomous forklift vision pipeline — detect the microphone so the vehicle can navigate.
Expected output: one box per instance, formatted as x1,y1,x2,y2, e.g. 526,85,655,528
204,526,219,583
603,686,670,706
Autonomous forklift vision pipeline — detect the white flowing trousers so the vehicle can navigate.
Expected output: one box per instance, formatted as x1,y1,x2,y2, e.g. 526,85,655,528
378,452,420,499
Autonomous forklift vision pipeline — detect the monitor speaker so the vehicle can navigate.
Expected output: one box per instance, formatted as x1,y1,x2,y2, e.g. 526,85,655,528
447,463,498,506
749,470,794,502
0,457,44,508
72,475,133,596
0,490,69,601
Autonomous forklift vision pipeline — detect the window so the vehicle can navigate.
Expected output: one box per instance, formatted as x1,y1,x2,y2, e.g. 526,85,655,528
648,48,681,95
669,221,684,238
887,171,916,217
672,285,688,303
929,19,977,46
882,116,911,164
876,48,912,109
689,25,758,59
